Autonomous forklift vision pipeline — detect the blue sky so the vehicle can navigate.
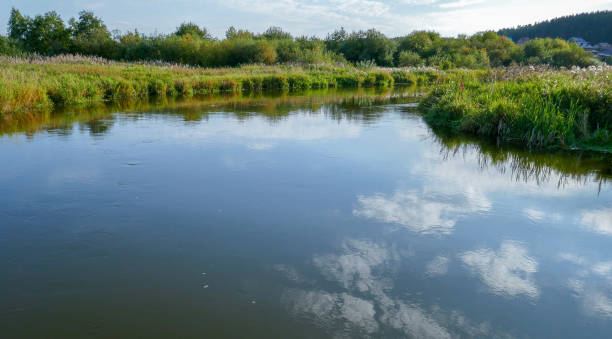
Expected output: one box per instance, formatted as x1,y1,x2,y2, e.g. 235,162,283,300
2,0,611,38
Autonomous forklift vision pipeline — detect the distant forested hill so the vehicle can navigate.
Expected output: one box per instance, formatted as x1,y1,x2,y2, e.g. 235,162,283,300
498,11,612,43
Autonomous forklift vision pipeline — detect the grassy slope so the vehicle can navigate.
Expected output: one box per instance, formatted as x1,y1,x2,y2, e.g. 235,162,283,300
0,55,455,115
419,66,612,151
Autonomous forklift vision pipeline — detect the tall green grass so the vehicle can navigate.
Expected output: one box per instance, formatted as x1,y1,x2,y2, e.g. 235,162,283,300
0,56,433,115
419,66,612,151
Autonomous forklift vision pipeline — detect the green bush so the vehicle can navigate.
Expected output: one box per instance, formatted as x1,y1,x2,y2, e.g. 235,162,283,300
398,51,423,67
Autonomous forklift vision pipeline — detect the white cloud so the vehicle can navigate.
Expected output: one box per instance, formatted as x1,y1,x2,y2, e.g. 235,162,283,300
354,191,456,234
562,253,612,320
414,145,593,200
523,208,562,223
274,264,309,283
429,0,612,36
584,292,612,318
282,238,510,338
580,207,612,235
353,188,490,235
214,0,612,37
353,129,597,236
426,256,450,276
353,104,601,239
340,293,380,333
331,0,390,17
289,239,454,338
592,261,612,276
439,0,485,8
313,239,392,293
558,253,587,266
222,0,350,25
567,278,585,294
284,289,336,318
284,290,380,334
246,142,276,150
523,208,546,222
403,0,441,4
460,241,539,298
381,141,602,235
380,301,452,339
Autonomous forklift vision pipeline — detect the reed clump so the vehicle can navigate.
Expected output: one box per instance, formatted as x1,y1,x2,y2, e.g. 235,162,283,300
419,66,612,151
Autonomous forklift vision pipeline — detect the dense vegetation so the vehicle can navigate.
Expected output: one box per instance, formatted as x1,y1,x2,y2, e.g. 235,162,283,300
419,66,612,151
0,8,600,69
499,11,612,43
1,9,610,152
2,55,459,115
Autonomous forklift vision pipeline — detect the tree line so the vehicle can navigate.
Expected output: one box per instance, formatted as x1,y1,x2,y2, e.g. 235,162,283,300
498,11,612,44
0,8,600,69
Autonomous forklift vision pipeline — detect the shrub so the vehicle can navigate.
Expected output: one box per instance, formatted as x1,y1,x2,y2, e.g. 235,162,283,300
398,51,423,67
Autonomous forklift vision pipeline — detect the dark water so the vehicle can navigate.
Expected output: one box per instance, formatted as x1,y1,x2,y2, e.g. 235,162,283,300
1,89,611,338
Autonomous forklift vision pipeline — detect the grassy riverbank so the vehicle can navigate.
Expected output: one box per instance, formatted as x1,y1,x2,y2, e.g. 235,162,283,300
0,55,461,115
1,55,610,152
419,66,612,151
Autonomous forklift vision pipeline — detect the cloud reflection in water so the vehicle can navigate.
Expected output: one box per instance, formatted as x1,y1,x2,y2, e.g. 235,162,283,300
426,256,450,277
560,253,612,319
280,239,510,338
459,241,539,299
353,190,490,235
579,207,612,235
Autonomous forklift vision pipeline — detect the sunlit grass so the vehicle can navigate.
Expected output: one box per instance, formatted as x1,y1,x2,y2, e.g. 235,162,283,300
419,65,612,151
0,55,431,115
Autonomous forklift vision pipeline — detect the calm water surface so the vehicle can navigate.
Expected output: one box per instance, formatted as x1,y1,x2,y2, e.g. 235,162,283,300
1,90,611,338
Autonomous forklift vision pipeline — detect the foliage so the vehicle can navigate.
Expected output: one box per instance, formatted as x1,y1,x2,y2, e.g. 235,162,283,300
0,8,602,69
225,27,255,40
419,66,612,150
326,28,396,66
260,26,293,41
523,38,594,67
469,32,520,66
8,8,71,55
397,51,423,67
0,35,22,56
68,10,117,58
394,31,496,69
174,22,212,40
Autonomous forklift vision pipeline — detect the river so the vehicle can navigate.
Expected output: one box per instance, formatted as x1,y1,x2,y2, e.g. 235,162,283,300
1,89,611,338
